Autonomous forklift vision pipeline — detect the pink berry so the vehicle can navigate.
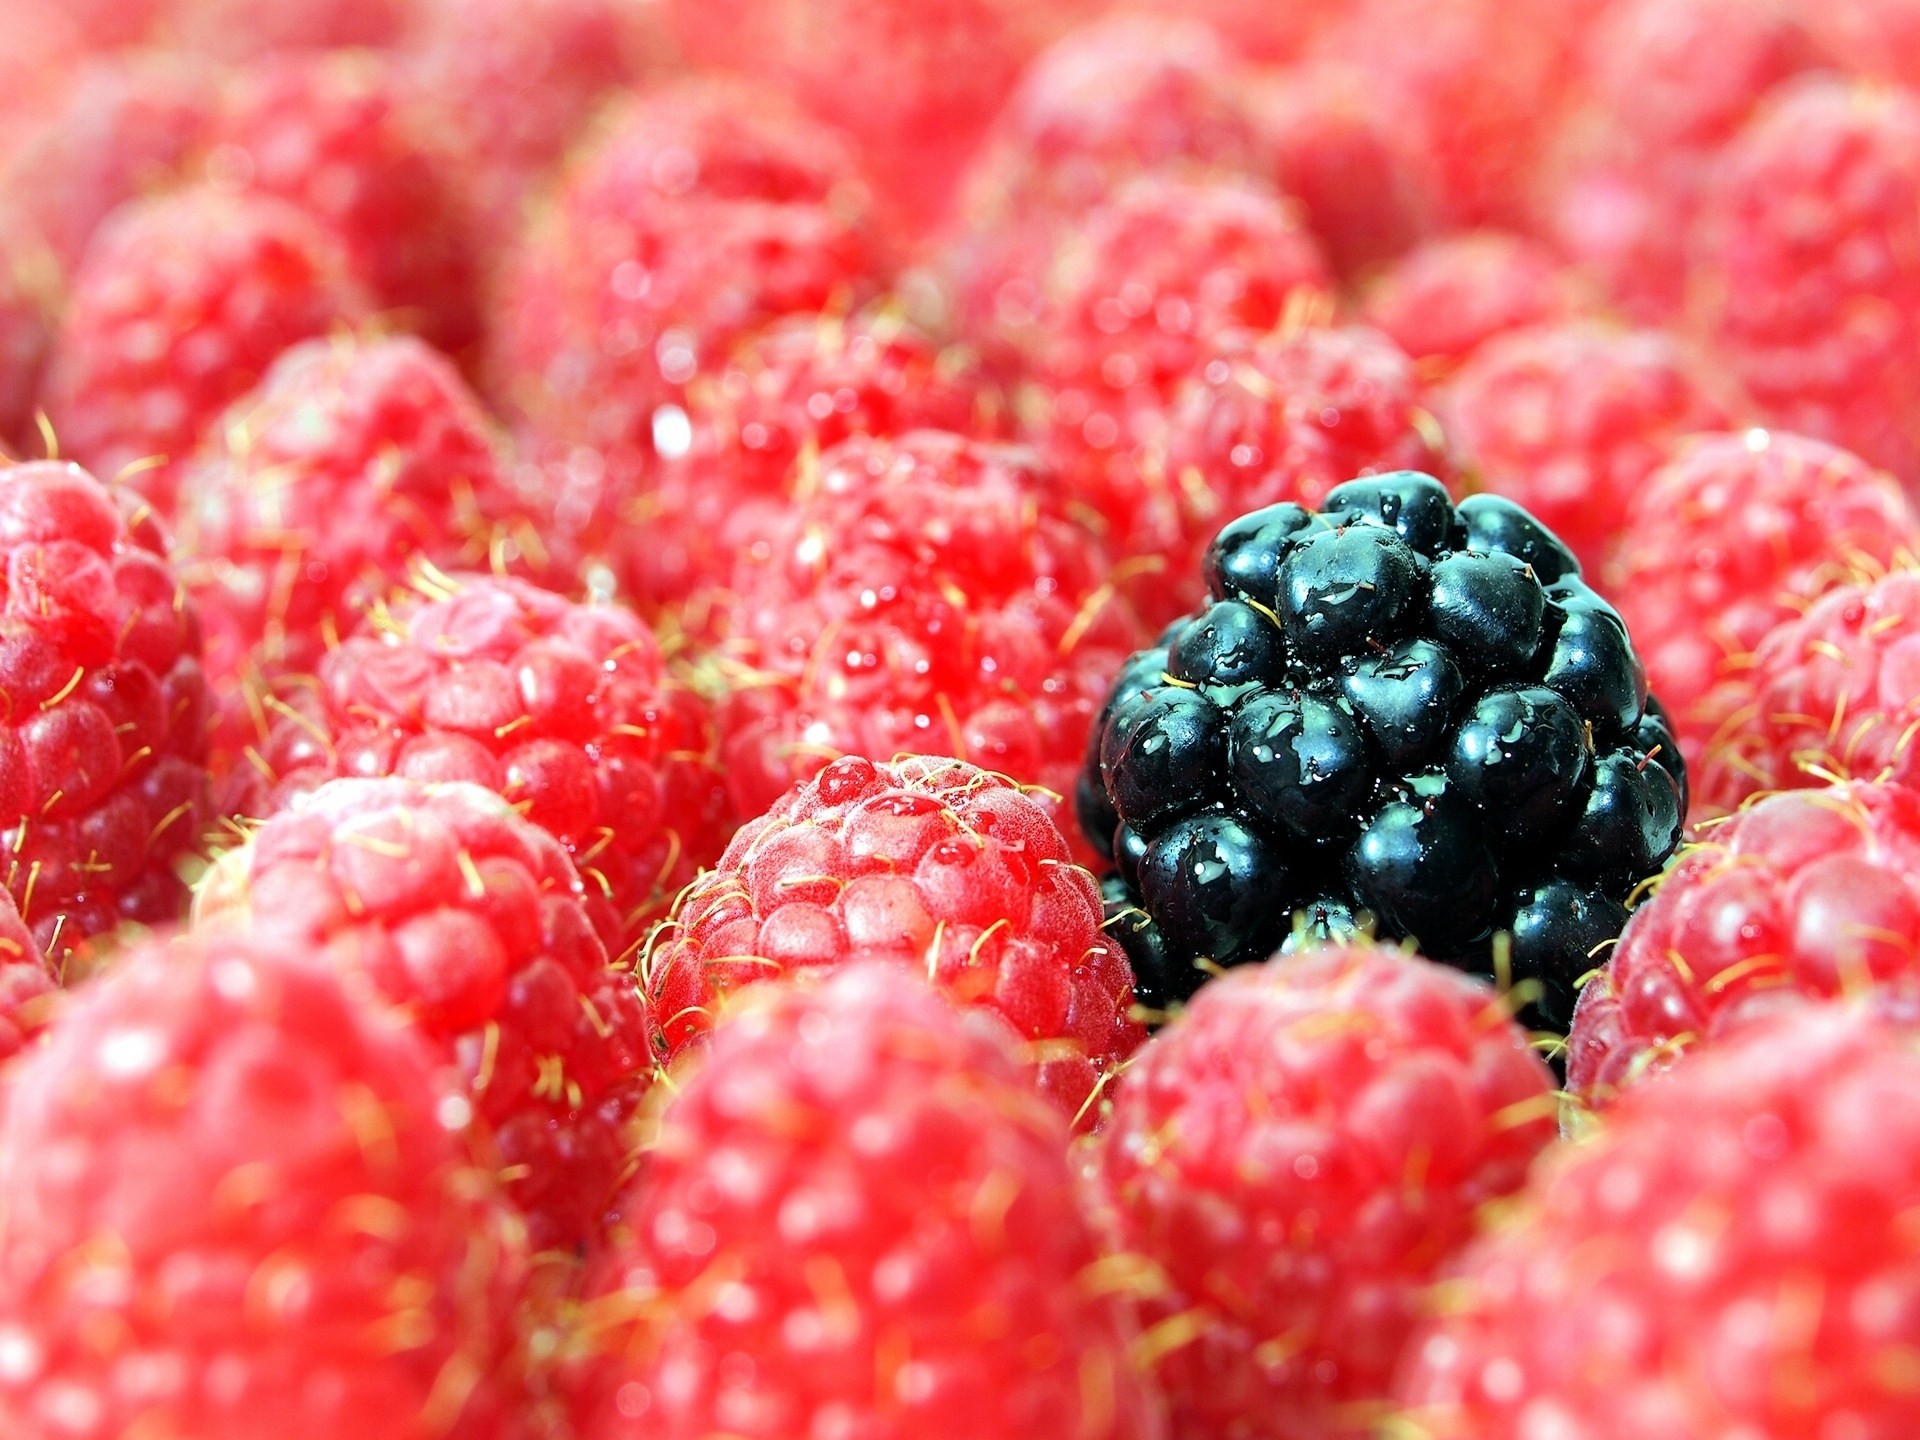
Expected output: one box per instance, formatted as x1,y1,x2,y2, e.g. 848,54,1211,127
1360,230,1589,376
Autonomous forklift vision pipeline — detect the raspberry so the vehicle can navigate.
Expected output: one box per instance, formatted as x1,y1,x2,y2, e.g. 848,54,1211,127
1249,60,1436,279
166,0,412,60
1090,945,1555,1440
566,963,1158,1440
1567,781,1920,1107
1135,0,1345,63
0,888,53,1064
241,571,728,946
38,186,370,520
174,333,527,765
0,461,208,963
1607,430,1919,772
1082,474,1686,1025
710,430,1146,840
1400,1004,1920,1439
0,926,527,1438
1808,0,1920,88
211,53,482,361
1440,322,1732,575
1359,231,1588,378
1023,173,1331,546
1696,570,1920,816
0,224,54,455
1694,76,1920,485
620,310,1005,616
198,777,652,1249
1140,322,1451,626
645,754,1142,1122
0,52,217,275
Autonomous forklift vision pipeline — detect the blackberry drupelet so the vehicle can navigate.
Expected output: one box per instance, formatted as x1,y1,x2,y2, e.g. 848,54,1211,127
1080,473,1685,1026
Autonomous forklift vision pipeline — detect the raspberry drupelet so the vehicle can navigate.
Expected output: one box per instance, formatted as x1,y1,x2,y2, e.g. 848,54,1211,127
1359,231,1588,378
0,461,208,963
198,777,652,1250
708,429,1146,837
1090,944,1555,1440
567,963,1163,1440
645,754,1142,1124
0,889,53,1063
238,571,728,947
1608,429,1920,774
38,185,370,520
1568,781,1920,1107
1694,76,1920,486
1401,1004,1920,1439
1440,321,1732,575
0,927,528,1439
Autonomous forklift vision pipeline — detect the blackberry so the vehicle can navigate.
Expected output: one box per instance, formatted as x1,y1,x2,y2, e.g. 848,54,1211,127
1080,473,1685,1027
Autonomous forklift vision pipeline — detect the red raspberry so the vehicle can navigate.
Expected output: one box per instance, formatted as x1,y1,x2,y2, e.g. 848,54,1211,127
710,431,1146,840
243,571,728,946
0,889,53,1064
174,333,526,765
0,461,208,963
1808,0,1920,88
1568,781,1920,1106
1695,76,1920,486
1441,321,1732,575
1091,945,1554,1440
621,310,1005,616
0,926,527,1438
567,963,1160,1440
211,53,482,361
1360,231,1588,377
0,225,54,455
1402,1004,1920,1439
167,0,412,60
198,777,652,1249
1249,61,1436,278
1695,570,1920,816
1134,0,1345,63
38,186,370,520
0,52,217,276
1607,430,1920,772
645,754,1142,1123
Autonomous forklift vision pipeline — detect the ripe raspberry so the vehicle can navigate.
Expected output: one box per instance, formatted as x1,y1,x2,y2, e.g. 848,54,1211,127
621,310,1004,617
0,926,527,1439
1091,945,1554,1440
1401,1004,1920,1439
1695,76,1920,485
1359,232,1587,378
167,0,411,60
0,52,217,275
1807,0,1920,88
198,777,651,1249
1607,430,1920,770
1568,781,1920,1106
645,754,1142,1122
38,186,370,520
710,430,1146,839
211,53,482,360
1441,322,1732,575
567,963,1160,1440
1141,322,1451,625
174,333,526,764
1695,570,1920,815
0,889,53,1064
241,571,728,946
0,461,208,962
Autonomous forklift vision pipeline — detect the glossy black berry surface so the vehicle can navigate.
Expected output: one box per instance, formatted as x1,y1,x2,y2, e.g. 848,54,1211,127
1079,473,1686,1026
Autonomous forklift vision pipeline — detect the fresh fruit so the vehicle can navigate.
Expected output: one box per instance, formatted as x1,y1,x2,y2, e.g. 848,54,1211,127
644,754,1142,1122
1400,1004,1920,1439
1440,321,1731,574
1694,76,1920,486
198,777,651,1249
1568,781,1920,1106
0,889,54,1063
0,460,208,962
1359,231,1587,377
1082,473,1685,1024
1142,321,1450,625
1090,944,1555,1440
236,571,728,946
620,309,1004,616
709,429,1146,835
566,963,1161,1440
211,52,482,359
38,185,369,519
1607,429,1919,773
